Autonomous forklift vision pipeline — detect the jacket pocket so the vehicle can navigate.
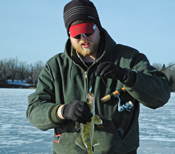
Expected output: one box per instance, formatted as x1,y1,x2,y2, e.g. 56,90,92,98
112,99,139,140
53,132,87,154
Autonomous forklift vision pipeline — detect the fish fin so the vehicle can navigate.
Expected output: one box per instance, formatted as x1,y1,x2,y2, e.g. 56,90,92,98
94,114,103,125
93,138,99,147
75,136,86,151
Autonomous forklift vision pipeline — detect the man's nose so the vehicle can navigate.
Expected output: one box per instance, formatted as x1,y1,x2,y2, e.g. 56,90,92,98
80,34,87,40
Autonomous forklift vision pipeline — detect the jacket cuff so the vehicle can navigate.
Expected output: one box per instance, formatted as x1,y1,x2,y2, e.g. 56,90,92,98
49,105,65,125
123,71,136,87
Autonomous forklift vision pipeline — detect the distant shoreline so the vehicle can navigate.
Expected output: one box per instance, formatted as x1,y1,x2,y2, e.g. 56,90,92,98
0,83,36,89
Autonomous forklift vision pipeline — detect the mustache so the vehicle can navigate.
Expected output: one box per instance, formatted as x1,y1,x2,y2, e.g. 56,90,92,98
79,40,92,44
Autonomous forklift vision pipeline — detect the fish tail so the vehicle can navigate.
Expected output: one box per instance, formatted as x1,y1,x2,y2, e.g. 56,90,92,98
75,136,86,151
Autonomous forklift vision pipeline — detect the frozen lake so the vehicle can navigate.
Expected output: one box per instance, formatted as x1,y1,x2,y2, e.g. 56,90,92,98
0,88,174,154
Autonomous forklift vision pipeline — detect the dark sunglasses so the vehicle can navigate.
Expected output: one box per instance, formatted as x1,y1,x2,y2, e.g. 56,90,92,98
73,24,96,39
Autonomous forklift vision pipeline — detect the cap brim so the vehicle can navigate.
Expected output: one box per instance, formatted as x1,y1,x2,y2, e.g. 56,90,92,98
69,22,94,38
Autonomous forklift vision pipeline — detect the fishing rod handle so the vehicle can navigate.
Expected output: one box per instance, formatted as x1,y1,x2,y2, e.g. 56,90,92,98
100,87,126,103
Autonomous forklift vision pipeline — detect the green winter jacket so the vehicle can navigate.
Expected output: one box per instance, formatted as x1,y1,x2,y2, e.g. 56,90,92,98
26,29,170,154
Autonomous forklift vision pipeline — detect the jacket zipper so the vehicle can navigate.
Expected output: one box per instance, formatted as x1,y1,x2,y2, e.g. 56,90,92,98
84,71,88,93
73,62,89,95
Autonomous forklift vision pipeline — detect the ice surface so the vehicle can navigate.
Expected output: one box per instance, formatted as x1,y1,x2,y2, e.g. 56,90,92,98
138,93,175,154
0,89,174,154
0,89,53,153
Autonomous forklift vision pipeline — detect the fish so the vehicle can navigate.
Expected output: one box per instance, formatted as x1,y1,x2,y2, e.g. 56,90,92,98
75,92,103,154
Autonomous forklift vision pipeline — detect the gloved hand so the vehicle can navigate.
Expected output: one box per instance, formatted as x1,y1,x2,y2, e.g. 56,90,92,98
95,62,129,82
62,100,93,124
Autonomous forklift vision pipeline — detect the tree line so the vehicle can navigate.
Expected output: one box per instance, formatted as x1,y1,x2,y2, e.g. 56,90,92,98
0,57,174,91
0,57,44,86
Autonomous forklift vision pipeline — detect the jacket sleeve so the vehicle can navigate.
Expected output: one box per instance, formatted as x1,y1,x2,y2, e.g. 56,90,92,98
26,63,65,131
124,51,171,109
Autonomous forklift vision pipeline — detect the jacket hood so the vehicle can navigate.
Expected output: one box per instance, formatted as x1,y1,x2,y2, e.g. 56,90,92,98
102,28,117,57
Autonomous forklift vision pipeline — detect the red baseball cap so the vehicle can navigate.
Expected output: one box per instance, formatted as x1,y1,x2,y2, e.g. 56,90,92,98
69,22,94,38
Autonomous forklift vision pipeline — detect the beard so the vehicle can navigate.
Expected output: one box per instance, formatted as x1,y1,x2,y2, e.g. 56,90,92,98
78,45,96,57
71,37,100,58
72,41,98,57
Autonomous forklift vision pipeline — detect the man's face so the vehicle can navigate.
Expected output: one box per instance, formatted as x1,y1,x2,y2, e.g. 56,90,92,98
70,24,100,58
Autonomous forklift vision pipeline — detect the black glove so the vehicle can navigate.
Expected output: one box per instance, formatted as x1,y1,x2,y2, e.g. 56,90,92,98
62,100,93,124
95,62,130,82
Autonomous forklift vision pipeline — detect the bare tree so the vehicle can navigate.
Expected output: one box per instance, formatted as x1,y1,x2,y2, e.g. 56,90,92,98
32,60,44,85
0,59,3,80
152,63,162,71
8,57,18,81
17,61,28,80
0,58,11,81
166,62,175,79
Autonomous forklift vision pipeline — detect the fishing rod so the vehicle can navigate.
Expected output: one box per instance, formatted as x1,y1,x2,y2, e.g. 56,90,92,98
100,87,126,103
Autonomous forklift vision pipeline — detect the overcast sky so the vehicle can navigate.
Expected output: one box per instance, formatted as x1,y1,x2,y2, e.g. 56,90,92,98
1,0,175,65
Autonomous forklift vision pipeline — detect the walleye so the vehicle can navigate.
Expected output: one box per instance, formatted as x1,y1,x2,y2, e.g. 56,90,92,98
75,92,103,154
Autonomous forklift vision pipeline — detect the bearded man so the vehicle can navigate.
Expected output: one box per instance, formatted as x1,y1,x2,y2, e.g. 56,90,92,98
26,0,170,153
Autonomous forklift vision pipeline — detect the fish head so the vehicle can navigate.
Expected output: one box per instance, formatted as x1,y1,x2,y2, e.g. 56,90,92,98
87,93,95,115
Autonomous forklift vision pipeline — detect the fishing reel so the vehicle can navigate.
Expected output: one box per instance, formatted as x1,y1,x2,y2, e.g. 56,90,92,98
116,94,133,112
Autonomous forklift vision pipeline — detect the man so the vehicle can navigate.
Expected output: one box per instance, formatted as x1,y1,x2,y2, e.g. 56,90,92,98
26,0,170,154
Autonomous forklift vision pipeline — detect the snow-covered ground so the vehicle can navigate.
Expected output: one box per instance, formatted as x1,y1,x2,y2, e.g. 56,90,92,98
138,93,175,154
0,89,174,154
